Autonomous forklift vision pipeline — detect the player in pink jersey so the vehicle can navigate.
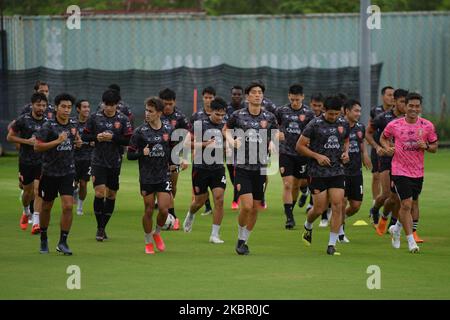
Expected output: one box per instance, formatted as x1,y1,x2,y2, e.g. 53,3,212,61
380,92,438,253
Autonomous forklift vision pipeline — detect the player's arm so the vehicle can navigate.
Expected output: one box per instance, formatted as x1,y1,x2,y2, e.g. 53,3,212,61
127,132,143,160
341,138,350,164
361,141,372,170
6,128,35,146
34,131,67,152
365,120,383,155
81,116,97,142
379,131,393,152
296,135,330,166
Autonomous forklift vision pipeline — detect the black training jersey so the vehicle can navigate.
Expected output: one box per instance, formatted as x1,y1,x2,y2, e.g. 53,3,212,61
11,112,47,165
275,104,315,157
301,115,350,178
370,105,386,120
20,103,55,120
192,117,226,171
226,101,246,117
189,108,210,127
97,101,134,127
74,119,94,162
161,107,190,131
35,118,78,177
261,97,277,114
344,122,366,176
127,122,173,185
226,107,278,171
82,111,133,169
371,109,401,162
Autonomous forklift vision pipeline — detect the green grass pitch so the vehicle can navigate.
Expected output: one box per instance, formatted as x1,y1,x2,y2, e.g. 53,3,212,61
1,151,450,299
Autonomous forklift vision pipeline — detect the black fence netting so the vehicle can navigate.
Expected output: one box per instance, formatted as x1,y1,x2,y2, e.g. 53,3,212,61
0,63,382,151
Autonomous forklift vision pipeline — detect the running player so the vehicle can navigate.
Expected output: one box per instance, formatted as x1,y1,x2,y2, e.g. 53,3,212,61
366,89,406,227
338,99,371,242
190,86,216,215
159,88,190,230
225,81,278,255
275,84,315,229
296,95,350,255
183,97,228,243
7,92,48,234
73,99,94,216
127,97,172,254
97,84,134,128
82,89,133,241
366,86,395,221
381,92,438,253
34,93,81,255
226,85,245,210
19,81,55,119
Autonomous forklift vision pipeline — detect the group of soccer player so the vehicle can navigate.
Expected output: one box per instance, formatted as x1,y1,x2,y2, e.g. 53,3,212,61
7,79,438,256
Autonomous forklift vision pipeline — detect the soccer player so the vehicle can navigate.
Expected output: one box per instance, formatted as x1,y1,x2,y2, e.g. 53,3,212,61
158,88,190,230
375,89,409,236
190,86,216,215
183,98,228,243
338,100,372,242
296,95,350,256
366,89,406,227
275,84,315,229
366,86,395,219
226,86,245,210
34,93,81,255
7,92,48,234
127,97,173,254
82,89,133,241
225,81,278,255
381,92,438,253
73,99,94,216
309,93,325,118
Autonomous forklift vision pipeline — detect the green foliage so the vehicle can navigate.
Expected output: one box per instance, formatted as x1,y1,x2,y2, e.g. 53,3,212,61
2,0,450,15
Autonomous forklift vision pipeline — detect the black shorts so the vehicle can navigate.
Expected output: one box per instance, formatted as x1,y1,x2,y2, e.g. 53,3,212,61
391,175,423,201
370,148,379,173
235,168,266,201
192,167,226,195
378,156,392,173
309,176,345,194
91,165,121,191
345,175,364,201
19,163,42,186
140,181,172,196
75,160,91,182
39,174,75,202
279,153,308,179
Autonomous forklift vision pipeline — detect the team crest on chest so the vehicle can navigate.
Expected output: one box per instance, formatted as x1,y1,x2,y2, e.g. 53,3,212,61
114,121,121,129
260,120,268,129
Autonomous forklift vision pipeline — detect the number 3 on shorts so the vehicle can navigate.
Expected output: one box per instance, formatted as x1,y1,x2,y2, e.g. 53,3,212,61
221,176,226,184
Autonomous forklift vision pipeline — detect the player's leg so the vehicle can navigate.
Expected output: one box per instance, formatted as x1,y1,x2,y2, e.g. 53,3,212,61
327,185,345,255
19,163,35,230
371,149,381,202
101,167,120,238
31,179,43,234
142,191,156,254
371,169,390,226
184,167,208,232
411,198,423,243
92,165,107,240
227,164,239,209
340,175,363,241
77,179,88,215
281,174,295,229
153,189,171,252
210,187,225,243
38,175,57,254
302,188,328,246
234,169,253,255
168,170,179,220
56,191,74,255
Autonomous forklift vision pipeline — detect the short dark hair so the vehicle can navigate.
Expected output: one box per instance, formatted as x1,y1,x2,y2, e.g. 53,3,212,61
76,99,89,109
34,80,49,91
159,88,176,101
231,85,243,92
31,92,48,104
210,97,227,111
310,93,324,102
102,89,121,105
108,84,121,93
405,92,423,104
394,89,409,100
145,97,164,112
289,84,304,95
324,96,343,111
381,86,394,95
202,86,216,96
245,81,265,95
344,99,361,112
54,93,75,107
